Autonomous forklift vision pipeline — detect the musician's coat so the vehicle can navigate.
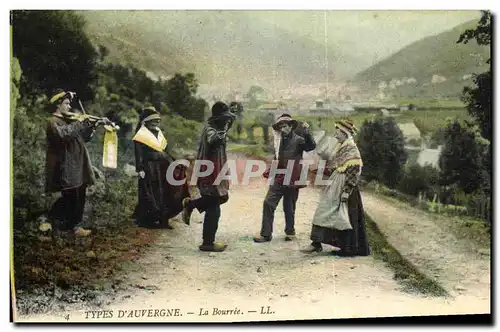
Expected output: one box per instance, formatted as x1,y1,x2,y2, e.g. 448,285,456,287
45,116,96,193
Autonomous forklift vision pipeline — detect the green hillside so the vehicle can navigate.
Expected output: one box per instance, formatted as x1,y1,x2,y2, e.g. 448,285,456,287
351,19,490,100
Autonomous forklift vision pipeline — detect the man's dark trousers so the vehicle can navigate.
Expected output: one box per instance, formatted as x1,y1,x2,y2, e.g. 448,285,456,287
187,195,228,245
49,185,87,230
260,183,299,237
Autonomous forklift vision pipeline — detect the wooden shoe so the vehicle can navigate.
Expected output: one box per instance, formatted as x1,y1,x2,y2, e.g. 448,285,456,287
253,235,272,243
74,227,91,237
199,242,228,252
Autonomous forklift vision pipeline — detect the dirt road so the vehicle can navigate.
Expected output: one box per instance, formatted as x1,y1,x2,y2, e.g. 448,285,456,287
362,192,491,300
16,180,490,322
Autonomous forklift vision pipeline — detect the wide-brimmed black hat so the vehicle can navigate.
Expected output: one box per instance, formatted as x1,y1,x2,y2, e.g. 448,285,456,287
211,101,236,120
272,113,298,131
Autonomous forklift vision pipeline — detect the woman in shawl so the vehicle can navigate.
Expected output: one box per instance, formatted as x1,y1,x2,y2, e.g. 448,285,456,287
302,119,370,257
132,106,189,229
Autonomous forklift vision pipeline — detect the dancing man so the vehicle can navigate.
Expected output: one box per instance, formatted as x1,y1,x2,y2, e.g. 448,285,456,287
254,113,316,243
182,102,236,252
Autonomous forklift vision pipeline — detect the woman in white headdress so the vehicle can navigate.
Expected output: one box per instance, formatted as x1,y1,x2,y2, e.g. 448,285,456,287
132,106,189,229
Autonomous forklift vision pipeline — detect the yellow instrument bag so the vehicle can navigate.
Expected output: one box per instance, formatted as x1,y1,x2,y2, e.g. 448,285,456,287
103,125,118,169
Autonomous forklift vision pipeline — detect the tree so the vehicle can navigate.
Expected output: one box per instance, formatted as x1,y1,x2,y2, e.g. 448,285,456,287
457,10,492,142
230,102,244,140
454,11,492,198
255,112,275,146
246,85,265,109
438,120,489,194
357,117,408,188
165,73,206,122
11,10,98,100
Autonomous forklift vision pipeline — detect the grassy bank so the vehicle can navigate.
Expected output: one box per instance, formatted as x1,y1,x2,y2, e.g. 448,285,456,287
227,142,272,160
364,186,491,251
364,212,449,297
13,174,158,293
295,108,469,136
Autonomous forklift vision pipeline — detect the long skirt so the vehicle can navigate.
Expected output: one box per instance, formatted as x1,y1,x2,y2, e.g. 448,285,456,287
133,160,189,227
310,187,370,256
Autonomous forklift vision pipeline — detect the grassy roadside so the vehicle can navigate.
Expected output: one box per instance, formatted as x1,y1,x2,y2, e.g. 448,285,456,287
364,212,449,297
363,188,491,251
13,174,159,306
227,142,271,160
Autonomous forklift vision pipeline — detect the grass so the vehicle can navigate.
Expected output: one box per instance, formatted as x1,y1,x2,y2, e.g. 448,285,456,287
13,173,160,294
364,212,449,297
367,189,491,250
14,223,159,291
396,109,470,126
295,109,469,137
227,142,271,160
395,99,466,109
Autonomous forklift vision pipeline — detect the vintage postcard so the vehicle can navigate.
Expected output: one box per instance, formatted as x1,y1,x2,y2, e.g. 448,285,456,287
9,8,492,324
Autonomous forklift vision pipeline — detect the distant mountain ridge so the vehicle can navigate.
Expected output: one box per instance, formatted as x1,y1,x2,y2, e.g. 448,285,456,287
81,11,355,89
80,11,487,100
351,19,490,100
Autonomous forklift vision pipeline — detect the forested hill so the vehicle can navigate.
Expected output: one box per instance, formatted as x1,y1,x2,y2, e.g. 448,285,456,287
351,19,490,100
80,10,360,87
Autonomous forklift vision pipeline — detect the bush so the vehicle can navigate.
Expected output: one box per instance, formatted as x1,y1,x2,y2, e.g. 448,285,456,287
160,110,201,153
398,164,439,197
438,120,489,194
357,117,408,188
12,98,48,229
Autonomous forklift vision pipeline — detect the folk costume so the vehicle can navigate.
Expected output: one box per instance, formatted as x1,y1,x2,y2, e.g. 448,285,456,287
305,120,370,256
182,102,236,252
132,107,189,228
254,114,316,243
46,90,96,235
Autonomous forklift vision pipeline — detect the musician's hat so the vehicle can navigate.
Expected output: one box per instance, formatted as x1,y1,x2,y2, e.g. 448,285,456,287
49,89,75,104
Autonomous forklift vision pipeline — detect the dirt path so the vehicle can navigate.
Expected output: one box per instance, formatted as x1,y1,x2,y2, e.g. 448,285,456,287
362,192,491,300
16,181,490,322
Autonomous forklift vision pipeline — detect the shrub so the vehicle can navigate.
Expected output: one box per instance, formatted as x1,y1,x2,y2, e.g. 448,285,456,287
398,164,439,197
12,98,48,229
357,117,408,188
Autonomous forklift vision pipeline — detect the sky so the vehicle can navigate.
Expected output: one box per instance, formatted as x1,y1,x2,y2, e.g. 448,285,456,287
251,10,482,67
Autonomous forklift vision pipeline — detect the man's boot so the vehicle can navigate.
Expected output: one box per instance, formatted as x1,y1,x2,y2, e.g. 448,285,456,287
74,227,92,237
253,235,272,243
182,197,193,225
